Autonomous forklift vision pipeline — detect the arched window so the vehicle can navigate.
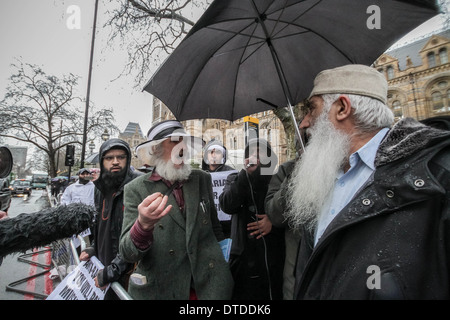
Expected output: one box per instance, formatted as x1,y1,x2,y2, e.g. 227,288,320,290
387,65,395,80
428,52,436,68
392,100,403,118
439,48,448,64
432,91,444,112
429,79,450,115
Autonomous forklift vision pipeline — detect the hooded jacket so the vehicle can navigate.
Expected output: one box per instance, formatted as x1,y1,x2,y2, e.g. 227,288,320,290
201,140,234,172
219,138,285,299
85,138,142,288
294,117,450,299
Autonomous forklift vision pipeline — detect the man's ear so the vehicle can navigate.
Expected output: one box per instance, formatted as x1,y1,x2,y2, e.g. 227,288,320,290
335,95,352,122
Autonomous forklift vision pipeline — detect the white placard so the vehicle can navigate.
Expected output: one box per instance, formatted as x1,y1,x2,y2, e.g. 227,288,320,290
210,170,237,221
46,256,109,300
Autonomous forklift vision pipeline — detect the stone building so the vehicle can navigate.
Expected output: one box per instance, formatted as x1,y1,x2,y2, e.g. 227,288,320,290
374,29,450,121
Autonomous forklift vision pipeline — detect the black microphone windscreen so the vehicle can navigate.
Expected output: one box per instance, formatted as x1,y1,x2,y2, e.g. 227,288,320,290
0,203,96,258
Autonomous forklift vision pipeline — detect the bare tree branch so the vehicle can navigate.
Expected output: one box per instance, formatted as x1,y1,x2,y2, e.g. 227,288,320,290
104,0,211,86
0,60,118,176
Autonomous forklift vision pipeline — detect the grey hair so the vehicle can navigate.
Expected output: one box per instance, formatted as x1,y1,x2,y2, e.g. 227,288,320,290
147,142,165,166
321,93,394,132
135,139,165,166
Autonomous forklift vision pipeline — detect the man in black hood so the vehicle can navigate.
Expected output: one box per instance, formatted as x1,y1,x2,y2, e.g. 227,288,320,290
220,138,285,300
201,140,235,237
201,140,234,172
80,138,141,299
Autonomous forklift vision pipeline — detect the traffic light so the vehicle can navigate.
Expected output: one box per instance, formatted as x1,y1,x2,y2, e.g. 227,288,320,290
65,145,75,166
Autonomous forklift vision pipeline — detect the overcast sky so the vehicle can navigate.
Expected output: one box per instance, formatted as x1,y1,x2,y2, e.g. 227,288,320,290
0,0,448,149
0,0,156,148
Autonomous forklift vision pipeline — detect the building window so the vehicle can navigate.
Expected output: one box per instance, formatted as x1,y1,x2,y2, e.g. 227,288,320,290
387,66,395,80
429,79,450,114
428,52,436,68
391,100,403,118
439,48,448,64
432,91,444,112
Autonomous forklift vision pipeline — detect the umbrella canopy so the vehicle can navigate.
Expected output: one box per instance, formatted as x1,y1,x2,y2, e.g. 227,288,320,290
144,0,438,123
51,176,68,181
85,152,100,165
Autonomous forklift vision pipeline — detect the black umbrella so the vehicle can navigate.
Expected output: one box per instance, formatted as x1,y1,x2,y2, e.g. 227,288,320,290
144,0,438,151
84,152,99,165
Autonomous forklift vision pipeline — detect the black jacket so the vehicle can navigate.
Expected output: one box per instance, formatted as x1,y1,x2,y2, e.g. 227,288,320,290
219,138,285,299
294,118,450,299
85,138,142,288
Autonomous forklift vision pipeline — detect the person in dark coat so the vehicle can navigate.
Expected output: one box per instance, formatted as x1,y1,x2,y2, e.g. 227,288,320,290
201,139,234,173
220,138,285,300
202,139,235,238
80,138,142,299
285,64,450,299
264,159,300,300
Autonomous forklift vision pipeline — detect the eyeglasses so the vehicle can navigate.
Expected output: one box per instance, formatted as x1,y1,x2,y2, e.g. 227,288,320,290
103,154,127,162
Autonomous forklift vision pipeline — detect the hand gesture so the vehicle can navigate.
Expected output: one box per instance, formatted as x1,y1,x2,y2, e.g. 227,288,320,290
137,192,172,231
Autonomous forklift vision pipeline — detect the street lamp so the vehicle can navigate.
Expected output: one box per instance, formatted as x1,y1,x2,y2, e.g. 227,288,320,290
101,129,110,141
89,140,96,154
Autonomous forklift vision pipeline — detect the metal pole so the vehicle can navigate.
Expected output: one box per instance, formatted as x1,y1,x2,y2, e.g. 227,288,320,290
80,0,99,168
250,0,305,153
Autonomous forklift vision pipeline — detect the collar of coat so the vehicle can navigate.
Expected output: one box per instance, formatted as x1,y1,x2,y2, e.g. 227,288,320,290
375,117,450,168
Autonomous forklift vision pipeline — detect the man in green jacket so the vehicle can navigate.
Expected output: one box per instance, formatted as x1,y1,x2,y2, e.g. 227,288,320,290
119,120,233,300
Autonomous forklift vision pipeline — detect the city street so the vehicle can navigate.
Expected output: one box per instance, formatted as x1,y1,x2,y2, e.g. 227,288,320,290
0,189,54,300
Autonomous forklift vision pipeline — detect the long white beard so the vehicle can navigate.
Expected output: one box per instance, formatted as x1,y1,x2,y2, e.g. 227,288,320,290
285,112,351,232
154,157,192,182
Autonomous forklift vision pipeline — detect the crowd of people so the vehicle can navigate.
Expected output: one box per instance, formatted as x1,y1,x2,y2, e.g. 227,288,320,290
3,64,449,300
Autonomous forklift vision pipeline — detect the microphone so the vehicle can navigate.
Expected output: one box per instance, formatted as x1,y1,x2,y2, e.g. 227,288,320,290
0,203,96,258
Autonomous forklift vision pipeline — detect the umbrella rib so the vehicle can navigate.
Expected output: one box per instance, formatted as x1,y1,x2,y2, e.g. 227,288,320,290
204,26,270,63
205,25,265,41
272,20,354,62
210,39,266,58
183,19,263,120
231,21,262,120
264,0,293,39
264,0,352,62
264,0,321,38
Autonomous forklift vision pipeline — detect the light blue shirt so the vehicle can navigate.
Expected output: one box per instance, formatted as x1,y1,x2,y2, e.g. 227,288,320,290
314,128,389,246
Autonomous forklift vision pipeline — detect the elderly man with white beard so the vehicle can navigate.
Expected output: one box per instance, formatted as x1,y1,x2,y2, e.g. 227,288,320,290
119,120,233,300
286,64,450,300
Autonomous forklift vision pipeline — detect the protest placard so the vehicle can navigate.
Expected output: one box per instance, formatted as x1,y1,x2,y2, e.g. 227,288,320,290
210,170,237,221
47,256,109,300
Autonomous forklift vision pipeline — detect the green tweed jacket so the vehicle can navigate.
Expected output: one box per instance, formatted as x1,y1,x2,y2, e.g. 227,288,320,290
119,169,233,300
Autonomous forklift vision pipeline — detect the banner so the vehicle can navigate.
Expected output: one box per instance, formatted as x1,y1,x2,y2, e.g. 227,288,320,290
47,256,109,300
209,170,237,221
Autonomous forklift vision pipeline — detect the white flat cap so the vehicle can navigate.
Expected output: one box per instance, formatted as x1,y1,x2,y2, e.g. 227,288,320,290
309,64,388,104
